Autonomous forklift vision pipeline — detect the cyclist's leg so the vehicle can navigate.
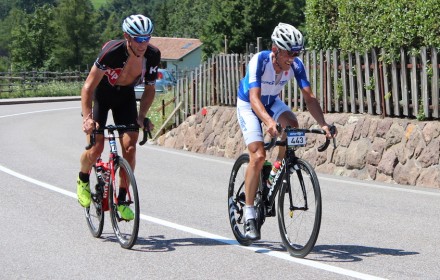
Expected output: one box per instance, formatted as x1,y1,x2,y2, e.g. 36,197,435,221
77,89,108,207
80,87,110,174
79,134,105,173
237,99,265,240
245,142,266,208
111,87,138,217
271,98,299,161
78,134,105,207
112,86,139,173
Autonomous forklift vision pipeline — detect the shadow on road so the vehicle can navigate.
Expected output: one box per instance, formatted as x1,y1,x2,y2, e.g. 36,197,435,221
99,233,419,261
310,244,419,262
100,234,230,252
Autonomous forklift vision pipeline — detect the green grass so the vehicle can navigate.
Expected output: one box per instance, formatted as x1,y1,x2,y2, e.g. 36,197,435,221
0,81,82,98
144,92,176,137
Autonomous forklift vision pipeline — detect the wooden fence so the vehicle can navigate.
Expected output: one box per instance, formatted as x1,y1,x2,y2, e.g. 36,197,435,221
2,48,439,126
0,71,88,93
172,47,440,125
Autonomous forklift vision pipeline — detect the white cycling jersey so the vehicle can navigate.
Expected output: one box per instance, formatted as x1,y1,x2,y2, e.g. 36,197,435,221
237,50,310,145
237,50,310,105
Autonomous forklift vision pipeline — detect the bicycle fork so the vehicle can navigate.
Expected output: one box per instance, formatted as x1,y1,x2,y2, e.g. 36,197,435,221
287,163,309,218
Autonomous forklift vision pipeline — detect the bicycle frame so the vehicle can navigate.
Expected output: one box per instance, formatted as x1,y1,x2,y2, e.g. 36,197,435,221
261,126,335,215
84,120,150,249
88,125,142,212
93,131,119,211
263,157,286,213
263,145,301,215
228,124,336,256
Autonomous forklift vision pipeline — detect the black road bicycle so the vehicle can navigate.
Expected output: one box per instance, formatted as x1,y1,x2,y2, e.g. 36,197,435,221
228,125,336,258
84,118,151,249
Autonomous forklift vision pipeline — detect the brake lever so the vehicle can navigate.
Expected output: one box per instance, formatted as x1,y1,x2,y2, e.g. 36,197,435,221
85,133,95,150
139,117,152,146
330,125,337,149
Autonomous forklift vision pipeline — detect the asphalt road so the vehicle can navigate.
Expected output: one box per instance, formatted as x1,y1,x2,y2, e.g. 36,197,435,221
1,100,440,280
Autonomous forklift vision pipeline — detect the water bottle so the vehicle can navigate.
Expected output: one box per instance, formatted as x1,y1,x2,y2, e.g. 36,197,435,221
266,160,281,188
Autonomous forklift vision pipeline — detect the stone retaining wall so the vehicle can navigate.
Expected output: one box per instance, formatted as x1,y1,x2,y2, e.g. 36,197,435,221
157,106,440,189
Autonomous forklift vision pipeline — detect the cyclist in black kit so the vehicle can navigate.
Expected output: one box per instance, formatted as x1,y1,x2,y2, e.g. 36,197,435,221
77,14,161,220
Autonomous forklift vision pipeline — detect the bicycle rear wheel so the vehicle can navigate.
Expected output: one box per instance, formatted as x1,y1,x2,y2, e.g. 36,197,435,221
228,153,256,246
277,158,322,258
85,165,104,238
109,156,140,249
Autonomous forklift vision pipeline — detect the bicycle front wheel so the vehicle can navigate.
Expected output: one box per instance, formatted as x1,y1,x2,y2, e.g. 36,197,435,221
85,164,105,238
228,153,259,246
277,158,322,258
109,156,140,249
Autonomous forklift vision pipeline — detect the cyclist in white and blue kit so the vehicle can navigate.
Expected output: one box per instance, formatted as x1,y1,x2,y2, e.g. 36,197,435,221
236,23,337,240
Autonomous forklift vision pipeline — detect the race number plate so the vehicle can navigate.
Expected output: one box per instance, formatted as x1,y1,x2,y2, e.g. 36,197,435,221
287,131,306,147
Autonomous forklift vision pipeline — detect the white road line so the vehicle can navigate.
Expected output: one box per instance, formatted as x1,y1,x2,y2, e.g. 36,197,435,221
0,164,386,280
0,107,79,119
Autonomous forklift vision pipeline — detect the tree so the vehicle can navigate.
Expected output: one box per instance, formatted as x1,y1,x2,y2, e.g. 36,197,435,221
0,1,13,19
10,5,55,70
151,0,172,36
201,0,306,57
52,0,99,70
13,0,57,13
97,0,157,43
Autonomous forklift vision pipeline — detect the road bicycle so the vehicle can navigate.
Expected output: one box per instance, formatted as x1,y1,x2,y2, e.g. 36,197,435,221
228,125,336,258
84,118,151,249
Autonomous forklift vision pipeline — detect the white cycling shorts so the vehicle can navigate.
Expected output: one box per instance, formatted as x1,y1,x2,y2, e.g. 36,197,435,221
236,98,294,146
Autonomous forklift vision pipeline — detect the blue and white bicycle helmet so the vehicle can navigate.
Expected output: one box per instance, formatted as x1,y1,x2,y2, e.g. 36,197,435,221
122,14,154,36
271,23,304,52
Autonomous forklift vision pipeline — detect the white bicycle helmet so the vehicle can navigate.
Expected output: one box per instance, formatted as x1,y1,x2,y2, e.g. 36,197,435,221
271,23,304,52
122,14,154,36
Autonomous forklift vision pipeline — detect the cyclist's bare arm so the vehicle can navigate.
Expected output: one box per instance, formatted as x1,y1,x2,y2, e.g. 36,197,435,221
249,87,278,138
137,83,155,129
300,86,338,138
81,65,105,134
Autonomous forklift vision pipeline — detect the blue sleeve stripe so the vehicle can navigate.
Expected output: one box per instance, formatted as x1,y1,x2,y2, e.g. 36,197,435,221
292,58,311,89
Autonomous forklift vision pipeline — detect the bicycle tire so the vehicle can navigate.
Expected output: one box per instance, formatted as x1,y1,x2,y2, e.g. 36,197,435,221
277,158,322,258
109,156,140,249
228,153,258,246
85,165,104,238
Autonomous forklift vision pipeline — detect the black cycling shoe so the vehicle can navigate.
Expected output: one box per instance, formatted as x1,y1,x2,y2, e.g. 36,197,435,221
244,219,260,240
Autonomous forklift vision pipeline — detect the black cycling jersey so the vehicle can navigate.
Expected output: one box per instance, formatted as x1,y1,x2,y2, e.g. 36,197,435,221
90,39,161,131
94,39,161,87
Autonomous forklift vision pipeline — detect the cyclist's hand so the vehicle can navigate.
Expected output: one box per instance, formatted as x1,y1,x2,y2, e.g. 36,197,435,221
137,117,154,131
137,117,144,129
322,124,337,138
266,119,279,138
82,114,97,134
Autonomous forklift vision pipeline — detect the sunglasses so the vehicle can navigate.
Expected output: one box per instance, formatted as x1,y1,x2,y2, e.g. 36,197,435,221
132,35,151,43
285,50,301,57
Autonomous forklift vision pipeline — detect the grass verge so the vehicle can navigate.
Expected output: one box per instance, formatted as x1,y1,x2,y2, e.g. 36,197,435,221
0,81,177,138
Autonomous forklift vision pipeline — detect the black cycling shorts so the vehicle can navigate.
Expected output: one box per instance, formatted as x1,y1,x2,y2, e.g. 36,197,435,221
92,84,138,133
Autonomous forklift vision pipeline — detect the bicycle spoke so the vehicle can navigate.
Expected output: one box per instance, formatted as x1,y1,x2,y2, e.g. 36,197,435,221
84,165,104,238
278,159,321,258
109,157,140,249
228,154,254,246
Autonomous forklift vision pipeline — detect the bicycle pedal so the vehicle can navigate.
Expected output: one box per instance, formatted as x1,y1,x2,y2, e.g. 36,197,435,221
266,208,276,217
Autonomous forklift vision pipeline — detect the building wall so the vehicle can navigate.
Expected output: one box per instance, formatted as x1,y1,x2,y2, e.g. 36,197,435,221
164,49,202,75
